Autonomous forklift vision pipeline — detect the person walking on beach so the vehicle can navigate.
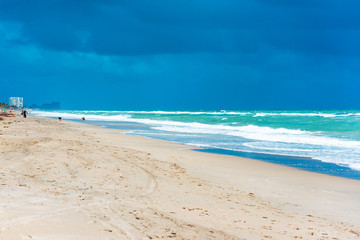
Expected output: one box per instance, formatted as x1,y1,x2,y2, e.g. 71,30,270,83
58,117,62,122
82,116,85,123
23,110,27,118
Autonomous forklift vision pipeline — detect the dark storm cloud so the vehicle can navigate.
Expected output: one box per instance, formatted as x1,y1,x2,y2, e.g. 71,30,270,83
1,0,359,56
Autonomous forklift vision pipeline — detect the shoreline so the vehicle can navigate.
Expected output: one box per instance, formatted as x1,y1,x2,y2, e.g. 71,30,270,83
51,116,360,181
196,148,360,181
31,109,360,181
1,115,360,239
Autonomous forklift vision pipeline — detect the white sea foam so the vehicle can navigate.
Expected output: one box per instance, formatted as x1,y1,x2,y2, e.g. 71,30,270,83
242,142,314,152
184,143,213,148
349,163,360,171
152,124,360,149
124,110,251,115
253,112,358,118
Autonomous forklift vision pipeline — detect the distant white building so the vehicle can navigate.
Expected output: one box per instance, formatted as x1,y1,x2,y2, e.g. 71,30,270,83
9,97,23,108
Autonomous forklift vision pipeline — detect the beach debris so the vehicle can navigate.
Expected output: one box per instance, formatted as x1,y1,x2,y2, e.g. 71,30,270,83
248,192,255,197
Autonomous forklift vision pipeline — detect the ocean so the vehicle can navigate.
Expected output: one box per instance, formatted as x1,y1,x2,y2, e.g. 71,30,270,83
32,110,360,180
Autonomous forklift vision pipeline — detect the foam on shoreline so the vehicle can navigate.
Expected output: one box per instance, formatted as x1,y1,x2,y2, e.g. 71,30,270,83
32,110,360,173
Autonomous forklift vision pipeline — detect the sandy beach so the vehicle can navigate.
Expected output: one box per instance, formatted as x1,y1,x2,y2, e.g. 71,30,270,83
1,114,360,240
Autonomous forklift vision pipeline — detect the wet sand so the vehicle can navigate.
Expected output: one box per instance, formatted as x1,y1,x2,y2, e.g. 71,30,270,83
1,114,360,239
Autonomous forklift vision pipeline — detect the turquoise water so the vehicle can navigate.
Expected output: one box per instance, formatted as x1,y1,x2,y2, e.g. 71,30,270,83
33,110,360,177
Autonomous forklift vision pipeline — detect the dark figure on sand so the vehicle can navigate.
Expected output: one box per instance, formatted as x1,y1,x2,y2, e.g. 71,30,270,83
23,110,27,118
82,116,85,123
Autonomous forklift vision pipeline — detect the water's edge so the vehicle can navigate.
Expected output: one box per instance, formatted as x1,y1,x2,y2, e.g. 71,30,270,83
195,148,360,180
61,117,360,181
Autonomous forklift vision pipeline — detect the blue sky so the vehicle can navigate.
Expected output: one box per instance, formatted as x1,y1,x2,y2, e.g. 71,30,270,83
0,0,359,110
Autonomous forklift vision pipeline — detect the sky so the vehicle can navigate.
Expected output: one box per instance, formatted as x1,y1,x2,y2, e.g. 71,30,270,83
0,0,359,110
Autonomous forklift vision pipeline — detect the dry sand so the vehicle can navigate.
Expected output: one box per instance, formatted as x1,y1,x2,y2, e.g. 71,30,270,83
1,114,360,239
